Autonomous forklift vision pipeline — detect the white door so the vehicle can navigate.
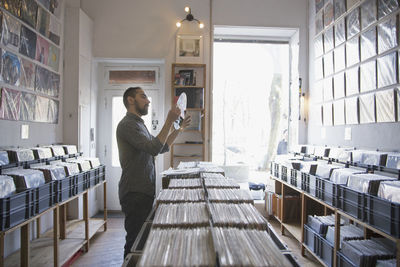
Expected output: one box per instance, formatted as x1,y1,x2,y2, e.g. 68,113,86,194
99,89,161,210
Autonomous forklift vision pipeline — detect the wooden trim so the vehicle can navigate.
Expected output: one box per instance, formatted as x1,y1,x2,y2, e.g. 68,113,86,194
60,204,67,240
333,211,340,267
20,224,29,267
103,182,108,231
83,192,89,252
53,206,59,267
36,218,41,239
0,233,4,267
301,193,306,256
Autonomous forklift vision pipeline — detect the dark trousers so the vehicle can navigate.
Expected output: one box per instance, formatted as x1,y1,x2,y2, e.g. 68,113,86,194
120,192,154,259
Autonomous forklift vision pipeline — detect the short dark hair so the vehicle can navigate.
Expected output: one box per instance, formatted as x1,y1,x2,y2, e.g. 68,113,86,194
123,87,141,109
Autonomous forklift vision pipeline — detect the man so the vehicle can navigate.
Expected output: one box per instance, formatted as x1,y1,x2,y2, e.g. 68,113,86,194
116,87,191,258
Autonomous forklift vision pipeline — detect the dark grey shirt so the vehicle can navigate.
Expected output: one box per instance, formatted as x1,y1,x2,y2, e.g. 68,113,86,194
117,112,169,201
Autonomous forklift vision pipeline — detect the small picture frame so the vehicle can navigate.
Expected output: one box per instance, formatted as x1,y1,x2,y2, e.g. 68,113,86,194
176,35,203,63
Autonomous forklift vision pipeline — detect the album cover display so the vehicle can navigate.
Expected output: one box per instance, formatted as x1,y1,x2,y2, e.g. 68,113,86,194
378,0,398,19
37,0,50,10
361,0,377,29
334,72,345,99
323,102,333,126
34,95,49,122
2,13,21,51
323,77,333,101
335,18,346,45
346,36,359,67
324,0,334,28
19,25,37,59
315,0,324,13
347,7,360,39
360,27,376,60
3,0,21,17
345,66,359,96
2,50,20,86
333,99,345,125
334,0,346,20
345,97,359,124
19,91,36,121
315,11,324,34
47,98,58,123
48,44,59,71
347,0,358,10
377,51,397,88
324,26,334,52
21,0,38,28
19,58,35,90
48,16,60,45
376,89,396,122
314,34,323,57
35,65,59,97
0,87,21,120
324,51,333,76
35,35,49,64
334,44,345,72
378,16,398,54
359,93,376,124
315,57,324,80
360,60,376,93
36,6,50,36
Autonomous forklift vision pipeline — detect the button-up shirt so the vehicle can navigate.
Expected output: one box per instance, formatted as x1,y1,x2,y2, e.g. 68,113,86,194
117,112,169,201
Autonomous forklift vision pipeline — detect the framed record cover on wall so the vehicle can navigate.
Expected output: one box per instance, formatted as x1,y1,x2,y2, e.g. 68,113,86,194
176,35,203,63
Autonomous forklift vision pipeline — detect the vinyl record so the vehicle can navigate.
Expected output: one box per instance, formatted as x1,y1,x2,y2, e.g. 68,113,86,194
47,98,59,123
34,95,49,122
19,58,35,90
20,0,38,28
35,65,59,97
48,44,59,71
2,50,20,86
2,13,21,51
48,16,60,45
36,35,49,64
19,91,36,121
36,6,50,36
19,25,37,59
0,87,21,121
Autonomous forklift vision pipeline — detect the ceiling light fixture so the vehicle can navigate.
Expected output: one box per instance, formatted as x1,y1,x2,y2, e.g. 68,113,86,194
176,6,204,29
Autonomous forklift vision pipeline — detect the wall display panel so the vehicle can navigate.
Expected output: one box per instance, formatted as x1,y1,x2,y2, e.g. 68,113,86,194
347,7,360,39
35,65,59,97
361,0,377,29
360,60,376,93
19,91,35,121
346,66,359,96
324,26,334,52
315,34,324,57
378,0,399,20
346,36,360,67
376,89,396,122
49,0,62,19
335,44,346,72
347,0,359,10
359,93,376,124
3,0,21,17
361,27,377,61
316,11,324,35
19,58,35,90
315,57,324,80
324,51,334,76
19,25,37,59
335,0,347,19
37,0,50,10
334,99,346,125
323,102,333,126
20,0,38,28
47,98,58,123
377,15,398,54
325,0,334,28
324,77,334,101
48,16,60,45
334,72,346,99
34,94,49,122
36,6,50,36
0,87,20,120
377,51,397,88
335,18,346,45
2,13,21,51
2,50,20,86
47,43,59,71
35,35,49,64
314,80,324,103
345,96,359,124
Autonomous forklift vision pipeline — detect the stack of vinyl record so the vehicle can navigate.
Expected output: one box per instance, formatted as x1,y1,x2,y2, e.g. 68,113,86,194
53,162,80,176
168,178,203,189
377,181,400,204
0,175,16,198
307,215,340,236
347,173,396,195
209,203,268,228
376,259,396,267
341,239,395,266
177,161,198,169
46,146,65,157
326,225,364,247
79,157,101,168
0,151,10,166
207,189,253,203
153,203,209,227
3,169,45,191
67,158,92,172
63,145,78,155
32,165,66,182
31,147,53,159
330,168,366,184
156,189,205,204
161,168,200,179
386,153,400,169
138,228,216,267
7,149,35,162
203,178,240,189
315,163,342,179
212,227,292,267
201,172,225,179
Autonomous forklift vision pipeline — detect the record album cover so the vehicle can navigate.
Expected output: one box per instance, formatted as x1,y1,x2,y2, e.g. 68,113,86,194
345,97,359,124
0,87,21,121
359,93,376,124
36,6,50,36
334,0,346,20
48,16,60,45
47,44,59,71
323,103,333,126
20,0,38,28
19,25,37,59
376,89,396,123
19,91,36,121
47,98,58,123
315,0,324,13
324,0,334,28
3,0,21,17
36,35,49,64
34,95,49,122
2,50,20,86
35,65,59,97
2,13,21,51
19,58,35,90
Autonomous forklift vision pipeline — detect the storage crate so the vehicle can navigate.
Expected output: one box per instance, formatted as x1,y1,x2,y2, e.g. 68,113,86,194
0,189,32,216
316,178,340,207
73,173,87,195
303,224,318,254
55,188,71,203
319,236,334,267
281,166,288,182
336,252,356,267
0,206,29,230
366,208,400,238
34,181,56,202
34,194,54,214
302,173,317,197
365,194,400,222
338,185,365,207
290,169,298,187
338,198,365,221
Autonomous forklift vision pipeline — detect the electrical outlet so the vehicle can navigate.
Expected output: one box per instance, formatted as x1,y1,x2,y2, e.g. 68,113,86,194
21,124,29,139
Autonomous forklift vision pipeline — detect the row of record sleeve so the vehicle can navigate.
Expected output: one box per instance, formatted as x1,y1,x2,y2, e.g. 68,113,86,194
309,88,400,125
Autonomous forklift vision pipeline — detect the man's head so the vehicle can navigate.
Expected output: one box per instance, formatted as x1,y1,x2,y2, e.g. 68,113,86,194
123,87,150,116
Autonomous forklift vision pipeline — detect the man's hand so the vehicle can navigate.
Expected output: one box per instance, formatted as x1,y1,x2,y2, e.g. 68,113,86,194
166,107,181,123
180,115,192,131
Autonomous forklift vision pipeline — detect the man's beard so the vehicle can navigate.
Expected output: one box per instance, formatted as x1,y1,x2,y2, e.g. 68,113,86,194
136,101,149,116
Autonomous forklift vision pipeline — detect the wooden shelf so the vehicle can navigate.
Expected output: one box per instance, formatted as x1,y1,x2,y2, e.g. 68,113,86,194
282,222,302,242
303,243,329,267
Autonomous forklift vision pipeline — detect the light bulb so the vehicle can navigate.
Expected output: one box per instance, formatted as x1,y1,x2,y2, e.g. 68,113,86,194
184,6,190,12
199,22,204,29
176,21,182,28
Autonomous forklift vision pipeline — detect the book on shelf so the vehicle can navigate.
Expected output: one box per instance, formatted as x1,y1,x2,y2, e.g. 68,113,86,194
174,69,197,86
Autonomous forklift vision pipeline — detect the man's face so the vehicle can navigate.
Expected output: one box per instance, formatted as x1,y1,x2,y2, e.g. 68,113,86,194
130,89,150,116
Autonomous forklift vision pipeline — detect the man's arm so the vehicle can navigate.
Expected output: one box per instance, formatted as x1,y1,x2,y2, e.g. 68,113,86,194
156,107,180,145
166,115,192,147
